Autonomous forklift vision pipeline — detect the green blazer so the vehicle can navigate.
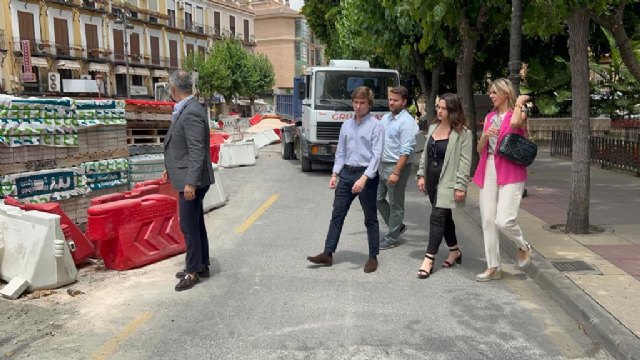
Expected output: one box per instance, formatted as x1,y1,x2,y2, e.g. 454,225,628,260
416,123,472,209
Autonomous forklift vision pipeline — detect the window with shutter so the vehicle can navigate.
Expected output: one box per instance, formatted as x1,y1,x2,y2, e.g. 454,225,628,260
54,18,70,56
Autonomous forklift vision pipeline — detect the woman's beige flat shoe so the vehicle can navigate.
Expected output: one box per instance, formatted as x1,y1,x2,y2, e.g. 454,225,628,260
476,269,502,282
517,244,532,269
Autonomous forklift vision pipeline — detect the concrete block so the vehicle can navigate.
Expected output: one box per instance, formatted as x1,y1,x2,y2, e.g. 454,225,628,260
0,277,29,300
250,132,271,149
218,143,256,168
203,164,228,212
0,204,77,291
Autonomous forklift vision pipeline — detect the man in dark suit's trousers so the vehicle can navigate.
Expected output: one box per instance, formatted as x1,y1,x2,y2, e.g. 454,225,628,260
163,70,215,291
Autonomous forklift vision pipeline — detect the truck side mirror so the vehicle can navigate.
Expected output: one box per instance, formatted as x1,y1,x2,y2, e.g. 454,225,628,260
302,99,311,106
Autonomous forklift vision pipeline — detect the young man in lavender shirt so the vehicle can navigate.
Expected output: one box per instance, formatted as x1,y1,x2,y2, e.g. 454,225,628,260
307,86,385,273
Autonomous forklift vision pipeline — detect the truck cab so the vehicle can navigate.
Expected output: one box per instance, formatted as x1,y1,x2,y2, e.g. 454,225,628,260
281,60,399,172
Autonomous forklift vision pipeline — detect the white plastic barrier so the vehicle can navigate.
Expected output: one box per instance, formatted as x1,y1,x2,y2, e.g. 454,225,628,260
218,142,257,167
250,131,272,149
203,164,228,212
0,204,77,295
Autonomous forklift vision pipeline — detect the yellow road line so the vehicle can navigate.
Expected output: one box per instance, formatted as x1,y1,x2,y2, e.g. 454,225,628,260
235,194,280,234
91,312,153,360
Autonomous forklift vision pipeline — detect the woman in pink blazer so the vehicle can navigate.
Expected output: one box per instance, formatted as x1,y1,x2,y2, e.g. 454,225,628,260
473,78,532,282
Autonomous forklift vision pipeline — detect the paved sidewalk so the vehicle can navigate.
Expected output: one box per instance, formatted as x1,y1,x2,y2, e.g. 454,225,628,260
463,150,640,360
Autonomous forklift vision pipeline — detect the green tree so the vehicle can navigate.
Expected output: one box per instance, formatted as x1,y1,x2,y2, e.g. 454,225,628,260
590,1,640,83
301,0,343,59
242,53,276,115
205,39,250,105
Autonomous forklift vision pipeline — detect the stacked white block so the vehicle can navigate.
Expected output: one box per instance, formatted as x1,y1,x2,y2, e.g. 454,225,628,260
248,130,280,150
218,142,256,168
203,164,228,213
128,154,165,184
0,204,77,297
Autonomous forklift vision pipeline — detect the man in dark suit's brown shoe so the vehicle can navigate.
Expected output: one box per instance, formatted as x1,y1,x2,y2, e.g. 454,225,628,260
307,253,333,266
364,256,378,273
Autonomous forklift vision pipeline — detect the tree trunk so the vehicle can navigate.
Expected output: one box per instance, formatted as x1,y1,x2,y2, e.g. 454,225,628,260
508,0,523,95
412,45,428,98
592,1,640,83
457,13,479,173
566,7,591,234
426,59,443,123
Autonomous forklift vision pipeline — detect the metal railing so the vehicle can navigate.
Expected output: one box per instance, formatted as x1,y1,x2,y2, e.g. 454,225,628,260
550,130,640,176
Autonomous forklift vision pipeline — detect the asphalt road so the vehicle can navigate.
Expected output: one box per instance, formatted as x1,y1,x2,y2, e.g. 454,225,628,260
1,145,612,360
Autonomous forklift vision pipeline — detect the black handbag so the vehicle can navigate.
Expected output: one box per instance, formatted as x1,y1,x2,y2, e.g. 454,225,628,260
497,133,537,167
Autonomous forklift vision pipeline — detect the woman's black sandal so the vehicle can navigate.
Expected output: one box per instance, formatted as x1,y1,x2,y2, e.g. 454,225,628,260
417,254,435,279
442,247,462,268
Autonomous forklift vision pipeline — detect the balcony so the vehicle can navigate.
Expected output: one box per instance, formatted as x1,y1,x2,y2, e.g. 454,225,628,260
185,22,206,35
12,38,55,57
11,38,110,60
49,0,78,6
85,48,110,61
80,0,108,13
149,55,177,69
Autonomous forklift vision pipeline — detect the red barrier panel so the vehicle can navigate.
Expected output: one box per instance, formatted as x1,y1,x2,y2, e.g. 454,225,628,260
3,196,94,265
86,194,185,270
133,179,178,199
210,132,230,145
210,144,221,164
90,185,161,206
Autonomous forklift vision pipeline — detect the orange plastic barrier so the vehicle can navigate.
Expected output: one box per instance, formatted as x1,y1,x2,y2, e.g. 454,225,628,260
2,196,94,265
86,194,185,270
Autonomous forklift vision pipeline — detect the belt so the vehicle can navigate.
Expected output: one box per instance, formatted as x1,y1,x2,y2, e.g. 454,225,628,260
343,165,367,172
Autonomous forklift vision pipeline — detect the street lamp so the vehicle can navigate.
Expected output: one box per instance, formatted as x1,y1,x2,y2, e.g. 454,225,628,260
114,10,134,98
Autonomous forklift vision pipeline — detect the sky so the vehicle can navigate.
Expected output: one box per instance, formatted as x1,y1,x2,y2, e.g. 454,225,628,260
289,0,304,10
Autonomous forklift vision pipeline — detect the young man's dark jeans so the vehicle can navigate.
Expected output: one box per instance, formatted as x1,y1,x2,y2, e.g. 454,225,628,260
323,167,380,257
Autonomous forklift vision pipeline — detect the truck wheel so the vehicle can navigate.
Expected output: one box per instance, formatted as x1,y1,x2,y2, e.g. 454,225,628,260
281,141,294,160
301,155,312,172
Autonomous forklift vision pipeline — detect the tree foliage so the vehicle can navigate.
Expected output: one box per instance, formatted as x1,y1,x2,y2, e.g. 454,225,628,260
301,0,342,59
182,39,275,108
242,53,276,103
303,0,640,232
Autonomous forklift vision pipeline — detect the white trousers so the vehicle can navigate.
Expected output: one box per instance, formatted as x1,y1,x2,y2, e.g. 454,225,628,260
479,156,529,269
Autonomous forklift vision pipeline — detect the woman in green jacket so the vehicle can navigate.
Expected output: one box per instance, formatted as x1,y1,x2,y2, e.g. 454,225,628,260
415,93,472,279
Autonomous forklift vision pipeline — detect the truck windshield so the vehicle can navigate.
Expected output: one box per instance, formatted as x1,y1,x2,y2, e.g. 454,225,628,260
314,71,398,111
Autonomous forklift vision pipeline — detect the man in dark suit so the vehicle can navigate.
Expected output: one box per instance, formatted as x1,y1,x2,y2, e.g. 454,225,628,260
163,69,215,291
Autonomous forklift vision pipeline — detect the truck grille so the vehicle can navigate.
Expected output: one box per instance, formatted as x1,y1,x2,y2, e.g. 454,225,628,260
317,122,343,141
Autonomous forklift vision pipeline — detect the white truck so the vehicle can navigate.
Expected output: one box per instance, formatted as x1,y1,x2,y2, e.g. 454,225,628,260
278,60,400,172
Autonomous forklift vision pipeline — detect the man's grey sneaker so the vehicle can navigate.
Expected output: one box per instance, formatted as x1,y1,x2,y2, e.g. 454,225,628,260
379,238,398,250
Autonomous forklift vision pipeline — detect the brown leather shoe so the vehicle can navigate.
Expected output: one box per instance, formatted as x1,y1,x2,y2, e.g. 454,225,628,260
307,252,333,266
175,273,200,291
364,257,378,273
176,266,210,279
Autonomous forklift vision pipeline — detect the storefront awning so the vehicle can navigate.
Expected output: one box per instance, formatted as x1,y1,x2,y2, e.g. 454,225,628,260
55,60,81,70
88,62,110,73
115,65,128,74
132,67,150,76
151,69,170,78
30,57,49,68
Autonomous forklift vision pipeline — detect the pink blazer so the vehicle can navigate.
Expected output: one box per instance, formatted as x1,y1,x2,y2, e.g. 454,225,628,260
473,110,527,188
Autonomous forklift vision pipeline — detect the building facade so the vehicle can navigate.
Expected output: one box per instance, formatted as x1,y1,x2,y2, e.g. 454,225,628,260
0,0,256,98
251,0,324,93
